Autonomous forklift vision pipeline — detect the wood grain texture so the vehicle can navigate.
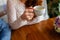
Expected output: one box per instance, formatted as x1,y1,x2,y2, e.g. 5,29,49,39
11,18,60,40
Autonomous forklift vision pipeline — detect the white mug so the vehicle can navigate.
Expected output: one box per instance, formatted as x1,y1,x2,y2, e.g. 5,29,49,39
34,6,45,16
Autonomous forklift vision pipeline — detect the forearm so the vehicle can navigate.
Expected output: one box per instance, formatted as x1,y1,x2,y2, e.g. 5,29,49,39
0,11,6,17
9,17,27,30
28,16,44,25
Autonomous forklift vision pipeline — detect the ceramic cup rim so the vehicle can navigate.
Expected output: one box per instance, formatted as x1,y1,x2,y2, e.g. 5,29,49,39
33,6,45,10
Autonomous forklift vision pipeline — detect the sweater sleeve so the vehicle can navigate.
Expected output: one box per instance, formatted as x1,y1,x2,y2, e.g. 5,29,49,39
7,0,27,29
7,0,17,23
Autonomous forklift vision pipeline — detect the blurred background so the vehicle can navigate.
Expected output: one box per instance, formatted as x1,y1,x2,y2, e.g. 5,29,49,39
0,0,8,22
47,0,59,18
59,0,60,12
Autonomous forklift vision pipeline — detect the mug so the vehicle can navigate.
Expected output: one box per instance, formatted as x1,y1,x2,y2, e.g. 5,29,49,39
33,6,45,16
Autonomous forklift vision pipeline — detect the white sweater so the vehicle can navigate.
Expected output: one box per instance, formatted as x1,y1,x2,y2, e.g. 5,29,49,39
7,0,49,29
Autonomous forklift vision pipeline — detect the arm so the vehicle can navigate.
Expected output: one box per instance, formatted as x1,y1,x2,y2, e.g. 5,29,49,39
0,10,7,17
27,16,43,25
0,4,7,17
7,0,26,29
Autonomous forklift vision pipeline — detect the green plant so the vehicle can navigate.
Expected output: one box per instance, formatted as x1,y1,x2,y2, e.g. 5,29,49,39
58,12,60,15
47,0,58,18
59,0,60,3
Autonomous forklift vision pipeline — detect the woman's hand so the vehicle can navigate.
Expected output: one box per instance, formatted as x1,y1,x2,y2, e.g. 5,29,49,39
21,7,35,21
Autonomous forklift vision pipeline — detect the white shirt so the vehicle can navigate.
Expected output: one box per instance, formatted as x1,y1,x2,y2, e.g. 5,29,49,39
4,0,49,29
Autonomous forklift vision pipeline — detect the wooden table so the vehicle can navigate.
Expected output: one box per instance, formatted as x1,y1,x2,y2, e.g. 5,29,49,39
11,18,60,40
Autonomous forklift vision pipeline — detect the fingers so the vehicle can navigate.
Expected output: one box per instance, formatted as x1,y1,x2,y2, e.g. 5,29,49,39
28,9,33,13
21,7,34,20
25,6,34,13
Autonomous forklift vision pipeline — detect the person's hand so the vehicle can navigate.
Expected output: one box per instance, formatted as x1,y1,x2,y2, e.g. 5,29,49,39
21,7,35,21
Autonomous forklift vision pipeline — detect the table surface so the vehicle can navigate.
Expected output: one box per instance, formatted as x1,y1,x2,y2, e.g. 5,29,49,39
11,18,60,40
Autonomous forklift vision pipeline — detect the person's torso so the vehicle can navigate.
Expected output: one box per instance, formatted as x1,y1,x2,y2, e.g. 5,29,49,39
15,0,25,18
